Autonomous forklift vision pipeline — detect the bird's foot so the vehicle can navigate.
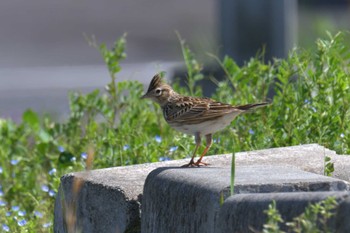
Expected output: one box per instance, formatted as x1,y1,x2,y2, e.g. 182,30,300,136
194,160,209,167
181,159,197,168
181,159,209,168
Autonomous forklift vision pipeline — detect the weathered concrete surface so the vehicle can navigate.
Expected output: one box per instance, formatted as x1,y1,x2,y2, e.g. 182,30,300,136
234,144,350,182
53,154,235,233
54,155,233,233
54,172,141,233
217,191,350,233
141,166,349,233
54,144,350,232
336,195,350,233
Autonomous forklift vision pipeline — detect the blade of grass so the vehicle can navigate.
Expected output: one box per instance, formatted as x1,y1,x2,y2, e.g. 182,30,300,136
230,152,236,195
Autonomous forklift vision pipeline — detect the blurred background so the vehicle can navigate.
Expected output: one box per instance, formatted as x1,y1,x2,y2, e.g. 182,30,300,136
1,0,350,120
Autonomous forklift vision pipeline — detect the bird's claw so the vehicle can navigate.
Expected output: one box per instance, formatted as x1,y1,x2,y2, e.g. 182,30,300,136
194,160,209,167
181,159,209,168
181,161,196,168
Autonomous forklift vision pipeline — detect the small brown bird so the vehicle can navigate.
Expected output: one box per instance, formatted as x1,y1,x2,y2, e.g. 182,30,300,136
141,73,270,167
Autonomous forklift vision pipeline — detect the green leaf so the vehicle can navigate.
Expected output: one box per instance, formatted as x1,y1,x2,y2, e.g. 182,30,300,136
22,109,40,130
37,142,48,154
38,129,52,143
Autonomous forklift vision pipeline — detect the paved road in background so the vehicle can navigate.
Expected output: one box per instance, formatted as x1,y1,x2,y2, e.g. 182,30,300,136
0,0,216,120
0,62,180,121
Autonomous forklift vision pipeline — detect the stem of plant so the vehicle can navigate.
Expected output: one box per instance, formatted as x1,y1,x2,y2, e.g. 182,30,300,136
230,152,235,195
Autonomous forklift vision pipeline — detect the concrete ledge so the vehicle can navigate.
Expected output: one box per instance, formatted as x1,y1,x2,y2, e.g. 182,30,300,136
218,192,350,233
141,166,349,233
234,144,350,182
54,144,350,233
54,174,140,233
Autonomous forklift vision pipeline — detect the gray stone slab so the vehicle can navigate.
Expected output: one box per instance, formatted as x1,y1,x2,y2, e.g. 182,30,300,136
54,157,231,233
233,166,348,193
54,144,350,232
336,195,350,233
140,166,349,233
54,173,140,233
234,144,350,182
217,191,350,233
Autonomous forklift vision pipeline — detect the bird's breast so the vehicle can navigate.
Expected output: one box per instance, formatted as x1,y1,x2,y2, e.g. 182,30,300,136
167,111,240,136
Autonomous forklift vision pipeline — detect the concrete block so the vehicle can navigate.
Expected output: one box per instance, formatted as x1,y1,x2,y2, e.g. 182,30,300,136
217,191,350,233
141,166,349,233
336,195,350,233
234,144,350,182
54,172,141,233
234,144,329,173
54,157,231,233
54,144,350,232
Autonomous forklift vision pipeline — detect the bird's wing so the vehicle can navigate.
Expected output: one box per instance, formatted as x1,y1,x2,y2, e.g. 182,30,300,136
164,97,238,124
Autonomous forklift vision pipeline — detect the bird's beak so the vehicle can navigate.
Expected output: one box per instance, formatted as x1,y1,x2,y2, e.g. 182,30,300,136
140,93,148,99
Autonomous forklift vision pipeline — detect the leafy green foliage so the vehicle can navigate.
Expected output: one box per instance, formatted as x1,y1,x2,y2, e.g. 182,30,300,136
324,156,335,177
176,31,204,96
263,197,338,233
263,201,284,233
211,32,350,154
0,32,349,232
0,35,179,232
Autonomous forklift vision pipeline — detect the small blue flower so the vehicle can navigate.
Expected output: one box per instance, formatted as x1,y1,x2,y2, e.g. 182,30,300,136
81,152,88,160
12,206,20,211
213,138,221,143
159,157,171,162
340,133,345,138
58,146,65,152
2,224,10,232
43,222,52,228
155,135,162,143
6,211,11,217
0,166,3,173
249,129,255,135
304,99,310,104
10,159,19,165
41,185,49,192
0,200,7,206
0,190,3,197
34,211,43,218
49,190,56,197
48,168,57,176
123,145,130,151
17,219,27,227
169,146,178,152
18,210,26,216
70,157,76,162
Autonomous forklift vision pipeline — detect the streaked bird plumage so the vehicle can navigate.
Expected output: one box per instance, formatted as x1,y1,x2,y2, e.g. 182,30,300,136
142,73,270,167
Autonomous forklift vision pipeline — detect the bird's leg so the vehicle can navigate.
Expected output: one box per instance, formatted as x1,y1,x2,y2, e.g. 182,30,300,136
194,134,212,166
181,133,201,167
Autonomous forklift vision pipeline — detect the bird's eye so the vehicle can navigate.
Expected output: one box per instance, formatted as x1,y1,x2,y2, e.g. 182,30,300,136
155,89,162,96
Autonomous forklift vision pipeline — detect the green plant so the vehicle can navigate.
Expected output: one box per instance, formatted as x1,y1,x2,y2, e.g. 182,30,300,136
0,31,349,232
210,31,350,154
263,201,284,233
263,197,338,233
324,156,335,177
0,35,182,232
175,31,204,96
230,153,236,195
